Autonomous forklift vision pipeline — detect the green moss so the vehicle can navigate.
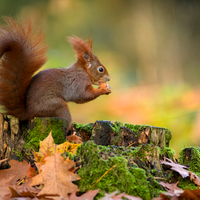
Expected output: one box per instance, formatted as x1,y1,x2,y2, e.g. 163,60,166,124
76,141,163,200
179,147,200,174
109,121,153,139
73,122,93,133
124,123,152,136
110,121,123,134
16,150,24,161
178,177,198,190
130,144,155,159
24,118,66,151
159,147,175,160
165,129,172,147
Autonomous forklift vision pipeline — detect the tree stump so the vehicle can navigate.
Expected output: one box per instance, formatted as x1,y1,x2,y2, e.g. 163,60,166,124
0,114,69,167
91,120,171,148
0,115,173,178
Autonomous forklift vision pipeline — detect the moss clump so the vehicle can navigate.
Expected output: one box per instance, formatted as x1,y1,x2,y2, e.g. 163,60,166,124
73,122,93,133
110,121,152,138
165,129,172,147
159,147,175,160
179,147,200,174
24,118,66,151
110,121,123,134
178,177,198,190
124,123,152,136
76,141,163,200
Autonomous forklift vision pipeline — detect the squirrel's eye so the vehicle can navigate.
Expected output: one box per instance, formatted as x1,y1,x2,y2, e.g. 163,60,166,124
98,66,104,73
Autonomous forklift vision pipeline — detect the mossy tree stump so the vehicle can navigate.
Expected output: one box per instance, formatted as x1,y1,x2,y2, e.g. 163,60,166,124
0,114,176,199
0,114,68,166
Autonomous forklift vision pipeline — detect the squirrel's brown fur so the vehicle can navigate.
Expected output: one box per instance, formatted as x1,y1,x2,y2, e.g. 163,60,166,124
0,17,111,129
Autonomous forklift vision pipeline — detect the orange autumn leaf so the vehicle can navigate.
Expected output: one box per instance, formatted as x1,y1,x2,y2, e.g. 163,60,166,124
31,152,80,197
26,163,37,180
34,131,56,163
56,140,81,155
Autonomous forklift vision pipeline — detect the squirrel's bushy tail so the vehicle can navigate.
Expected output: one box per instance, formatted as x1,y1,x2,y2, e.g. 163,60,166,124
0,17,48,120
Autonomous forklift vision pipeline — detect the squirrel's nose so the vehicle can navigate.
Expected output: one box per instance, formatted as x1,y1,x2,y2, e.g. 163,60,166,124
107,75,111,81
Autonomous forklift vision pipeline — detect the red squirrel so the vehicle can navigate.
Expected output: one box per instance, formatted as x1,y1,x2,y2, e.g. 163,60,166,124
0,17,111,130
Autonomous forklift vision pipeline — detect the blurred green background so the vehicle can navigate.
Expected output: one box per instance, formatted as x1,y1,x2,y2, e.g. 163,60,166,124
1,0,200,154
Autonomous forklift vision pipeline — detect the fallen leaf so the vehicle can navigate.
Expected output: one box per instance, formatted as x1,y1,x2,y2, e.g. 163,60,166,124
0,160,29,199
0,176,13,199
161,158,200,187
179,189,200,199
99,191,142,200
56,140,81,155
13,181,41,196
189,171,200,187
69,189,100,200
26,164,38,180
0,160,29,185
113,193,143,200
159,189,200,200
31,152,80,197
34,131,56,163
156,193,171,200
66,135,82,144
9,186,35,198
159,181,183,197
161,158,189,178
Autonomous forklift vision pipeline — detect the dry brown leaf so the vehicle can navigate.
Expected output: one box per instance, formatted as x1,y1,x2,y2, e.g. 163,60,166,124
31,152,80,197
0,160,29,185
34,131,56,163
69,189,100,200
159,181,183,197
66,135,82,144
0,176,14,199
157,193,171,200
12,181,41,196
161,158,189,178
189,171,200,187
99,191,142,200
113,193,143,200
0,164,35,200
159,189,200,200
178,188,200,199
161,158,200,187
9,186,36,198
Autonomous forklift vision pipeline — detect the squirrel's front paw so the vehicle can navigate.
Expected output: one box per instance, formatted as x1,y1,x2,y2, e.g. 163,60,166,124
99,82,111,95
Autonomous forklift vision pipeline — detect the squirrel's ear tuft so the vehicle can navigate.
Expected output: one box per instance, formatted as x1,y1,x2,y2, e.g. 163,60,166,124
86,37,93,49
68,36,93,63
